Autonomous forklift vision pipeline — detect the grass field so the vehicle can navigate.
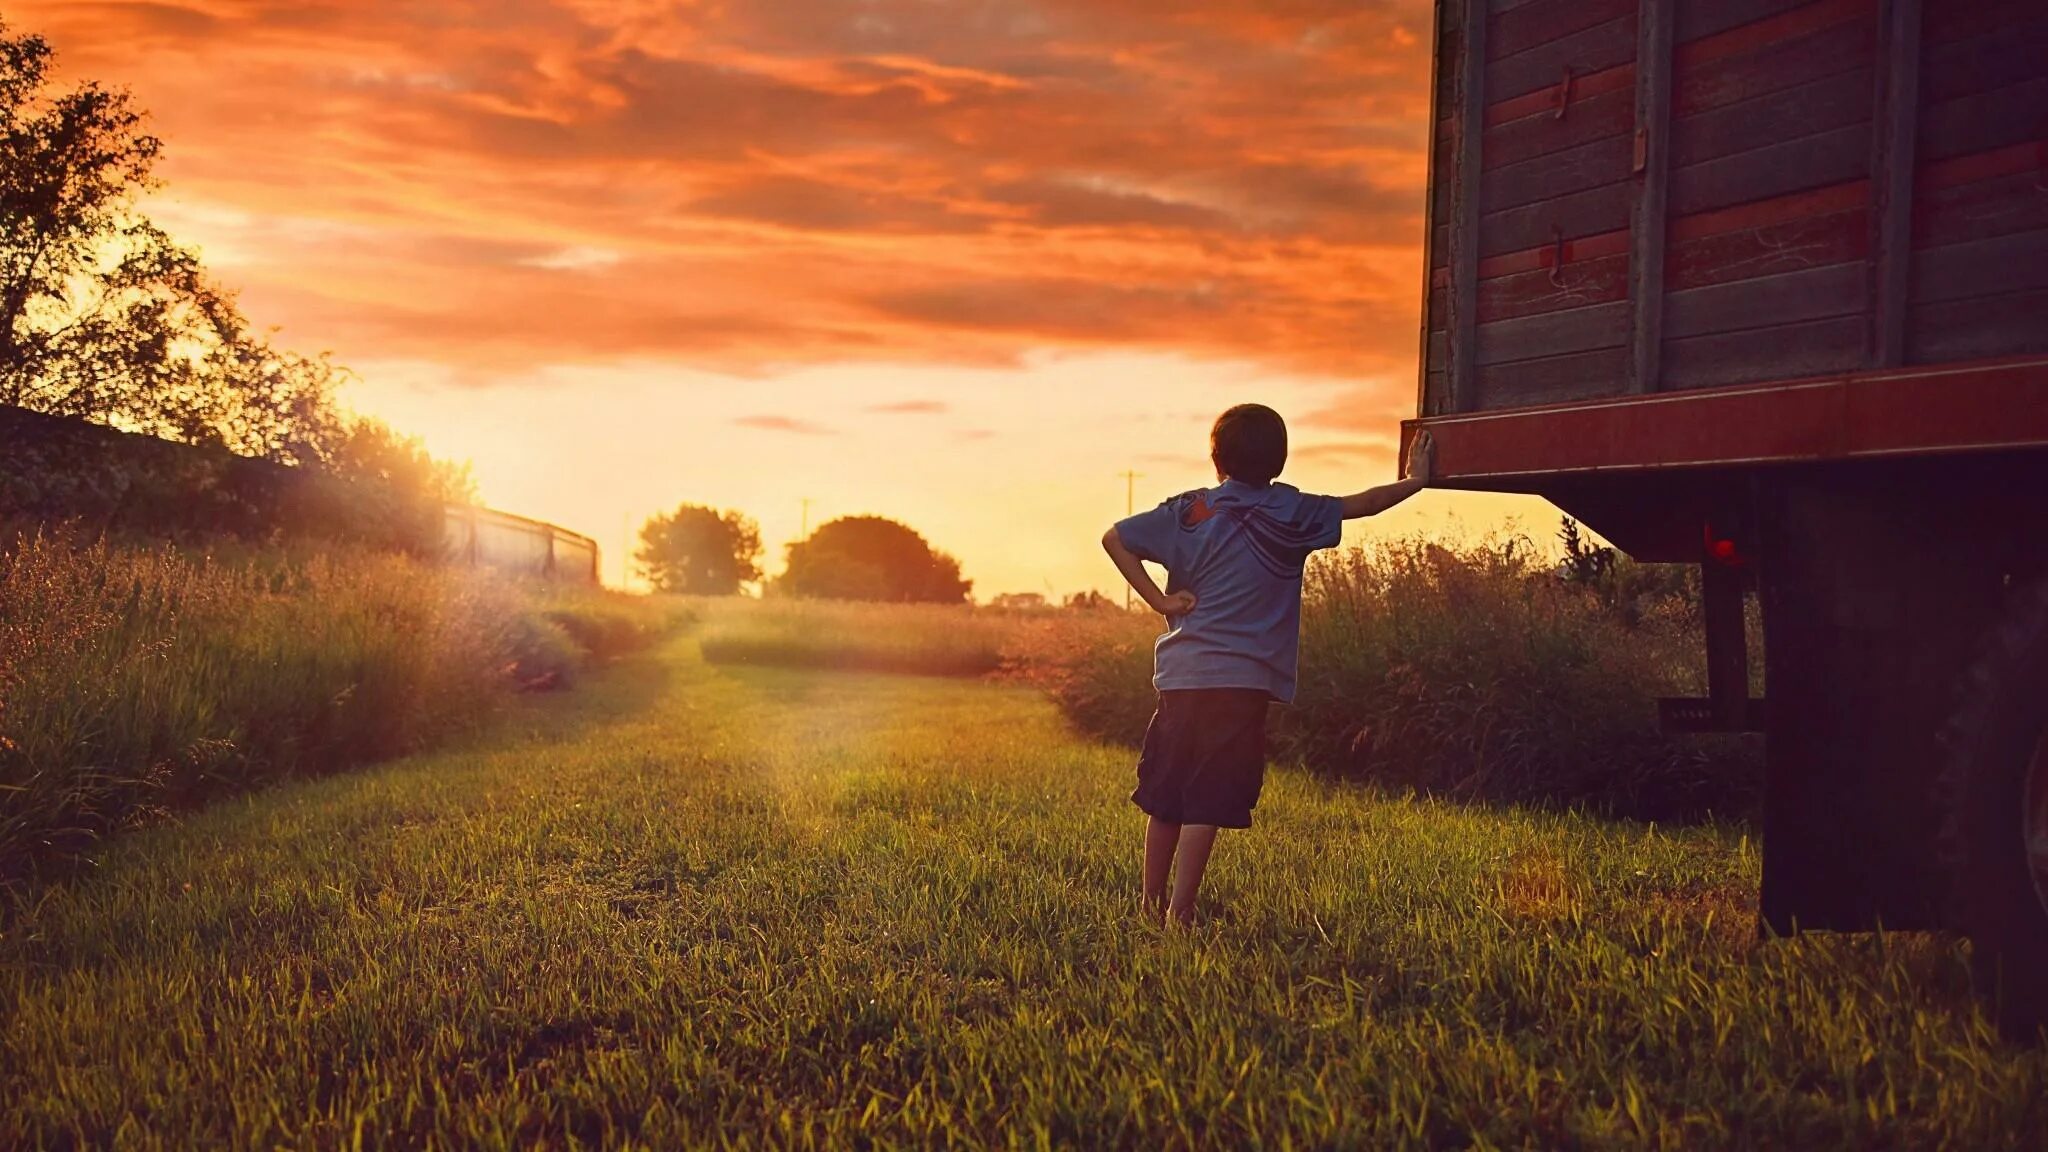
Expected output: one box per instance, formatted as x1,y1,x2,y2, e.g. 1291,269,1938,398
5,634,2044,1149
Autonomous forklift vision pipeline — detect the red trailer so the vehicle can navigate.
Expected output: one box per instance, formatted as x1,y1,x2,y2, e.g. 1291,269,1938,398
1404,0,2048,1033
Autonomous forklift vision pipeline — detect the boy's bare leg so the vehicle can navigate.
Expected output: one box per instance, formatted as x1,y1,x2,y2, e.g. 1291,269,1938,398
1167,824,1219,927
1143,816,1180,922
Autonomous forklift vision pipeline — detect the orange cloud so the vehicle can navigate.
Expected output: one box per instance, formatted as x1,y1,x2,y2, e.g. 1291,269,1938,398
735,414,834,435
13,0,1434,384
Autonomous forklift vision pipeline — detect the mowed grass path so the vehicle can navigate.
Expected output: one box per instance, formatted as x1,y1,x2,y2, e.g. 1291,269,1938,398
5,637,2044,1149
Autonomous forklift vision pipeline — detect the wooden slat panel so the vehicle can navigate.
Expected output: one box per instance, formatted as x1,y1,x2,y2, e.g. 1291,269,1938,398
1484,62,1633,131
1489,0,1635,61
1914,168,2048,249
1665,261,1868,338
1485,14,1636,103
1475,346,1630,407
1663,314,1866,389
1432,223,1450,269
1910,230,2048,304
1483,82,1633,171
1479,251,1629,322
1917,77,2048,163
1916,141,2038,192
1670,67,1871,168
1867,0,1921,368
1481,133,1632,213
1479,181,1631,257
1668,124,1870,218
1674,13,1872,117
1906,288,2048,364
1629,0,1675,393
1476,300,1630,365
1676,0,1871,71
1669,207,1869,291
1445,0,1489,414
1922,0,2040,45
1919,16,2048,103
1477,225,1630,279
1670,179,1868,242
1675,0,1814,45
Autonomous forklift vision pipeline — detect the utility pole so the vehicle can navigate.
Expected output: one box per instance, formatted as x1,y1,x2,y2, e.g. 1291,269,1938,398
620,511,631,591
800,498,813,539
1118,470,1142,609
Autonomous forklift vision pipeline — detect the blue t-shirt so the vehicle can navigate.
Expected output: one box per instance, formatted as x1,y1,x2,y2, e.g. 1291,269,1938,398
1113,479,1343,703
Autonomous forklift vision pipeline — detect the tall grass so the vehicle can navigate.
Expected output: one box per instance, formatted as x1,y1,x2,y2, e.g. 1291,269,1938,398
0,535,677,887
1011,536,1760,820
695,596,1031,677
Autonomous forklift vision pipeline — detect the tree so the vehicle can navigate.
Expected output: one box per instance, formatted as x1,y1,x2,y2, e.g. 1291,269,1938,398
775,516,970,603
0,19,345,464
636,504,762,595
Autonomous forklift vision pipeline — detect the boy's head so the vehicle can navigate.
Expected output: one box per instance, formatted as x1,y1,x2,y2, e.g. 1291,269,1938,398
1210,404,1287,486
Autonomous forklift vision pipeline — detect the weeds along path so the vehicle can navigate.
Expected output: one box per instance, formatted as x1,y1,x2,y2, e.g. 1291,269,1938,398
4,635,2044,1148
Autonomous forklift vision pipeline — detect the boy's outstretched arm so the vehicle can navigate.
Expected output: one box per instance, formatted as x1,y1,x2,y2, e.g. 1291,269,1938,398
1102,528,1196,616
1338,429,1435,520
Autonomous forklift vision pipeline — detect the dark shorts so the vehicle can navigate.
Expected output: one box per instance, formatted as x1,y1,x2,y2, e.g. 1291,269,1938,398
1131,688,1272,829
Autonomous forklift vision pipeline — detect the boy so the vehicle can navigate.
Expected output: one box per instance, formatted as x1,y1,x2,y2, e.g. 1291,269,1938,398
1101,404,1434,926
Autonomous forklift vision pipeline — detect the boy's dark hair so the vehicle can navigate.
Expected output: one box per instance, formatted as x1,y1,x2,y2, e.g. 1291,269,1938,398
1210,404,1287,486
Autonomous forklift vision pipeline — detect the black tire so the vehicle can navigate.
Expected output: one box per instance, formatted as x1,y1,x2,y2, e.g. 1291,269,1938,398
1938,575,2048,1041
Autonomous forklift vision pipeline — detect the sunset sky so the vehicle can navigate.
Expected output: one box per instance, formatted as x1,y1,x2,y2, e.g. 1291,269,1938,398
19,0,1557,596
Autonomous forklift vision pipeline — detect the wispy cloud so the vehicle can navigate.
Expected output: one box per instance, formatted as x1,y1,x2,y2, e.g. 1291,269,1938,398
735,414,835,435
868,399,949,415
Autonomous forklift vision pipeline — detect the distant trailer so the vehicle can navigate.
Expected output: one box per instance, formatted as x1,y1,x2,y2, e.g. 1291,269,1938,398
1404,0,2048,1034
443,504,601,584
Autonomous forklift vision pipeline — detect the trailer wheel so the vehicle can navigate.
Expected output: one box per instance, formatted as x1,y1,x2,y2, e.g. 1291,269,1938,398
1939,576,2048,1040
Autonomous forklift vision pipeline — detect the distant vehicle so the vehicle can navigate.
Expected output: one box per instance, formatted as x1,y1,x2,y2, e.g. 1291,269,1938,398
1403,0,2048,1033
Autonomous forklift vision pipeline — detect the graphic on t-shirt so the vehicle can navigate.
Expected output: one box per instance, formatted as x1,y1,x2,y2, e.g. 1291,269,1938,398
1172,490,1333,580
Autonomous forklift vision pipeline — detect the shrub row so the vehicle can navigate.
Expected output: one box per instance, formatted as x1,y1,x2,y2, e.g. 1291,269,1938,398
694,597,1029,678
0,535,678,889
1005,537,1761,822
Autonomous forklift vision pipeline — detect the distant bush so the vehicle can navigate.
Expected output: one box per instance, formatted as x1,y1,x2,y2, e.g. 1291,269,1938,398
0,535,676,889
772,516,971,604
697,597,1023,677
1009,536,1760,822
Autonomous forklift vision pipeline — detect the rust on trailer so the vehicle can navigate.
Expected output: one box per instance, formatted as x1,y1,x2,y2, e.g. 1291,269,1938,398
1401,355,2048,483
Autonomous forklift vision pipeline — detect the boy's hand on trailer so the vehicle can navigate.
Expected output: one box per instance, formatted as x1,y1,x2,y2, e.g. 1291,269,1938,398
1405,429,1436,485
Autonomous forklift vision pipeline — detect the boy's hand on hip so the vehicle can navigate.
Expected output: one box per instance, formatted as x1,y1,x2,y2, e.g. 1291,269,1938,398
1153,590,1197,617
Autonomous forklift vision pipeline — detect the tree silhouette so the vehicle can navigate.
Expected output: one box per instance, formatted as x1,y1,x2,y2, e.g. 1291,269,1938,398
0,17,470,525
636,505,763,595
0,18,352,466
775,516,970,603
